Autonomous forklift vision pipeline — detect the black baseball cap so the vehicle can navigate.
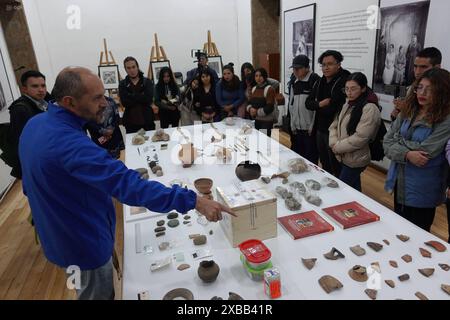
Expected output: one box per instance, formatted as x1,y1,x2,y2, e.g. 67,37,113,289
290,55,310,68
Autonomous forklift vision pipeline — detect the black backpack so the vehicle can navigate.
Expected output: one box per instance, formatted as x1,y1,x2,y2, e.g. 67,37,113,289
369,116,387,162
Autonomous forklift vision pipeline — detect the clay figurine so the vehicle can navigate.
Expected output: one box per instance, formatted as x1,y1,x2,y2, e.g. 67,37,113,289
424,240,447,252
439,264,450,271
198,260,220,283
162,288,194,300
365,289,377,300
401,254,412,263
151,129,170,142
324,247,345,260
396,234,410,242
419,248,432,258
442,284,450,295
350,245,366,257
415,292,428,300
418,268,434,278
302,258,317,270
193,235,207,246
318,275,343,294
305,179,321,191
367,242,383,252
398,274,410,282
348,265,368,282
385,280,395,288
287,158,309,174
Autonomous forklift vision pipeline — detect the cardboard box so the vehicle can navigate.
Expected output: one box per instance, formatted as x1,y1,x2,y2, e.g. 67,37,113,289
216,180,277,247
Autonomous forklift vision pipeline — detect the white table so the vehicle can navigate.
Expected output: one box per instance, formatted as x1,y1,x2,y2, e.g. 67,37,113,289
122,119,450,300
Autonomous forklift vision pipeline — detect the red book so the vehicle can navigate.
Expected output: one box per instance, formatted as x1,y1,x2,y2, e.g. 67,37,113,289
322,201,380,229
277,211,334,240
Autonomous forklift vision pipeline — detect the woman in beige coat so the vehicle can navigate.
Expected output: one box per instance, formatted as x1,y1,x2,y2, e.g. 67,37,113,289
329,72,381,191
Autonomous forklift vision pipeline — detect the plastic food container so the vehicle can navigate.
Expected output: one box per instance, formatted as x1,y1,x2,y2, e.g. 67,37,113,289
239,239,272,269
240,255,273,281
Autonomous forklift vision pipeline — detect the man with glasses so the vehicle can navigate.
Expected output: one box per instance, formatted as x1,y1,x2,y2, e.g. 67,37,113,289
306,50,350,176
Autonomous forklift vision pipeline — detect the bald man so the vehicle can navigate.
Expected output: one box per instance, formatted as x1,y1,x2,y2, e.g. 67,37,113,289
19,67,235,300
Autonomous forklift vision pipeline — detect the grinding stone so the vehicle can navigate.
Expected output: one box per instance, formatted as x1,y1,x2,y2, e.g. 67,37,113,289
167,212,179,219
154,227,166,233
168,219,180,228
156,220,165,227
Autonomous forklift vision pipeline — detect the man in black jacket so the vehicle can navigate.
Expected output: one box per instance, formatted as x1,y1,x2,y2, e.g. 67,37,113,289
306,50,350,177
7,71,48,179
119,57,156,134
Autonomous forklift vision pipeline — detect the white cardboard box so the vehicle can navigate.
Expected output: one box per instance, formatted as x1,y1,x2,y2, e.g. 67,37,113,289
216,180,278,247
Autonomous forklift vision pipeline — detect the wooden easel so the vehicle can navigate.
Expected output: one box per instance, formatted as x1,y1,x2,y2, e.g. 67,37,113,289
147,33,169,79
202,30,220,56
99,38,121,99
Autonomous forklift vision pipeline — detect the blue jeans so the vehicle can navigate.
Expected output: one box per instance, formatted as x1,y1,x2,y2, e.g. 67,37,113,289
339,164,366,192
76,258,115,300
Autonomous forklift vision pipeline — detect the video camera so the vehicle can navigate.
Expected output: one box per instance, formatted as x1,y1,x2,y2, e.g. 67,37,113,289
191,49,207,64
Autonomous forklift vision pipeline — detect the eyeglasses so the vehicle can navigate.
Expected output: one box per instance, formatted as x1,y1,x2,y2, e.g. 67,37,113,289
342,87,360,94
320,62,338,69
414,85,432,96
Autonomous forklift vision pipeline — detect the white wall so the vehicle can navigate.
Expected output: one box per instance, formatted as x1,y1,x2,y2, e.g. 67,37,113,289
22,0,252,88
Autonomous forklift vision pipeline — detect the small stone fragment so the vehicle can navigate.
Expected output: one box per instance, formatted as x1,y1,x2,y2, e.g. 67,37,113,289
167,212,179,219
442,284,450,295
287,158,309,174
418,268,434,278
156,232,165,237
367,242,383,252
305,194,322,206
419,248,432,258
211,296,223,300
282,178,289,184
168,219,180,228
439,264,450,271
365,289,377,300
371,262,381,274
177,264,191,271
228,292,244,300
154,226,166,233
193,235,207,246
318,276,343,294
402,254,412,263
183,215,191,220
275,186,292,199
396,234,410,242
151,165,162,174
398,274,410,282
325,178,339,188
183,221,191,225
415,292,428,300
261,177,271,184
156,170,163,177
425,241,447,252
285,198,301,211
289,182,307,195
349,265,368,282
156,220,165,227
324,247,345,260
132,134,146,145
158,242,170,251
383,239,390,246
302,258,317,270
350,245,366,257
305,179,321,191
385,280,395,288
389,260,398,268
189,234,201,239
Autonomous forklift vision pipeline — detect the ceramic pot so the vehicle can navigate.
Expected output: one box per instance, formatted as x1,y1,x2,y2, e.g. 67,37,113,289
235,161,261,182
194,178,213,194
198,260,220,283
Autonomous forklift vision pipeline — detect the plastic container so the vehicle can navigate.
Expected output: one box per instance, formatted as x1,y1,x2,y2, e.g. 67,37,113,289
240,255,273,281
239,239,272,269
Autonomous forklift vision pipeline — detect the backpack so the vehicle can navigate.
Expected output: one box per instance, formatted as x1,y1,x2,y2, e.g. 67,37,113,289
369,120,387,161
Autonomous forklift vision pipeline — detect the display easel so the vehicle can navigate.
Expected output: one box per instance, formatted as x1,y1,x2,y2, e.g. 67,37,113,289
147,33,169,79
203,30,220,56
98,38,121,99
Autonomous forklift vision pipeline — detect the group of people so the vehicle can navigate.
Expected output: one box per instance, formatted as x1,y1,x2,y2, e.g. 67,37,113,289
286,47,450,241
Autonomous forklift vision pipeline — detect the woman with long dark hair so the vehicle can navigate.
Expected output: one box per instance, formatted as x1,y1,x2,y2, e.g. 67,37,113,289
384,68,450,231
216,63,245,119
154,67,180,128
194,68,219,123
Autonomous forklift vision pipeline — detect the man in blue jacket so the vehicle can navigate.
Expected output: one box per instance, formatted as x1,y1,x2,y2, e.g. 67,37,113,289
19,67,235,300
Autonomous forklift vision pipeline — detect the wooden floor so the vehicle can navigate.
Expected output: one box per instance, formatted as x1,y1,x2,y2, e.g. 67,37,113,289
0,131,447,300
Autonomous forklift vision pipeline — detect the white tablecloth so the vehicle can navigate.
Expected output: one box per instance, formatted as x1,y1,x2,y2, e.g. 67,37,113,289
122,119,450,300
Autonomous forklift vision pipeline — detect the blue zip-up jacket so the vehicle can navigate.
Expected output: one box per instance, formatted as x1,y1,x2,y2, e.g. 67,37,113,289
19,103,197,270
215,80,245,115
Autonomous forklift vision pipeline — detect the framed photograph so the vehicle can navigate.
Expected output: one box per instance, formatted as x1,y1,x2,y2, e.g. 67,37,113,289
207,56,223,79
150,60,171,81
284,4,316,94
0,48,14,111
98,65,120,90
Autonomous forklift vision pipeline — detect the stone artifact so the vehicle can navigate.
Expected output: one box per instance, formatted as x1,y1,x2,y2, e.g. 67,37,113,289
287,158,309,174
198,260,220,283
402,254,412,263
158,242,170,251
275,186,292,199
367,242,383,252
302,258,317,270
141,173,149,180
282,178,289,184
135,168,148,175
415,292,428,300
156,170,163,177
418,268,434,278
350,245,366,257
168,219,180,228
177,264,191,271
365,289,377,300
154,227,166,233
398,274,410,282
396,234,410,242
183,221,191,225
151,129,170,142
271,172,290,180
425,240,447,252
184,215,191,220
193,235,207,246
215,147,232,163
289,182,307,195
167,212,179,219
324,247,345,260
285,198,301,211
261,177,271,184
305,179,321,191
318,276,343,294
389,260,398,268
349,265,368,282
163,288,194,300
189,234,201,239
209,230,213,235
324,177,339,188
383,239,390,246
235,161,261,182
419,248,432,258
148,161,157,169
132,134,146,145
194,178,213,194
156,232,165,237
442,284,450,295
305,193,322,207
438,264,450,271
151,165,162,174
211,296,223,300
385,280,395,288
228,292,244,300
371,262,381,273
178,143,199,168
156,220,165,227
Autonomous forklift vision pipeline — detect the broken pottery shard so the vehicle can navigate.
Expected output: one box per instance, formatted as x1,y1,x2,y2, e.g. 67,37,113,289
305,179,321,191
168,219,180,228
367,242,383,252
302,258,317,270
132,134,146,145
419,248,432,258
189,234,201,239
156,220,165,227
167,212,179,220
439,264,450,271
425,241,447,252
324,247,345,260
228,292,244,300
154,226,166,233
177,264,191,271
385,280,395,288
389,260,398,268
401,254,412,263
371,262,381,274
156,232,165,237
183,221,191,225
398,274,410,282
350,245,366,257
442,284,450,295
396,234,410,242
383,239,390,246
415,292,428,300
305,194,322,207
418,268,434,278
365,289,377,300
318,276,343,294
285,198,301,211
349,266,368,282
193,235,207,246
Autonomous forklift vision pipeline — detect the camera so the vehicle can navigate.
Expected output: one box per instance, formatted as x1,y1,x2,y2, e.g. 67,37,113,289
191,49,206,62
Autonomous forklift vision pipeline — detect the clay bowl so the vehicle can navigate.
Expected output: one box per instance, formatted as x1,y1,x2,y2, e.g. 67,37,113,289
178,143,199,167
235,161,262,182
194,178,213,194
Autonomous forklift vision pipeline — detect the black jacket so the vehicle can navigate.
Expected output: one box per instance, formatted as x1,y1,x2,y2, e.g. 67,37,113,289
306,68,350,133
8,96,45,178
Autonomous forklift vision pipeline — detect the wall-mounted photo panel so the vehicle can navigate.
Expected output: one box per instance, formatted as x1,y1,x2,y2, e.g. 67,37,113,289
98,65,120,90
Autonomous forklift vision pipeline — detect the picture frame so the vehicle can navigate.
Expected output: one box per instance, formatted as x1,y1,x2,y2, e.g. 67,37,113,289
207,56,223,79
283,4,316,94
0,48,14,111
150,60,171,81
98,64,120,90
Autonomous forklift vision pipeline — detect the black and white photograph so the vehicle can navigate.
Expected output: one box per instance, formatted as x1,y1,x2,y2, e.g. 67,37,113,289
207,56,223,78
150,60,171,81
283,4,316,94
0,82,5,111
98,65,120,90
373,0,430,95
